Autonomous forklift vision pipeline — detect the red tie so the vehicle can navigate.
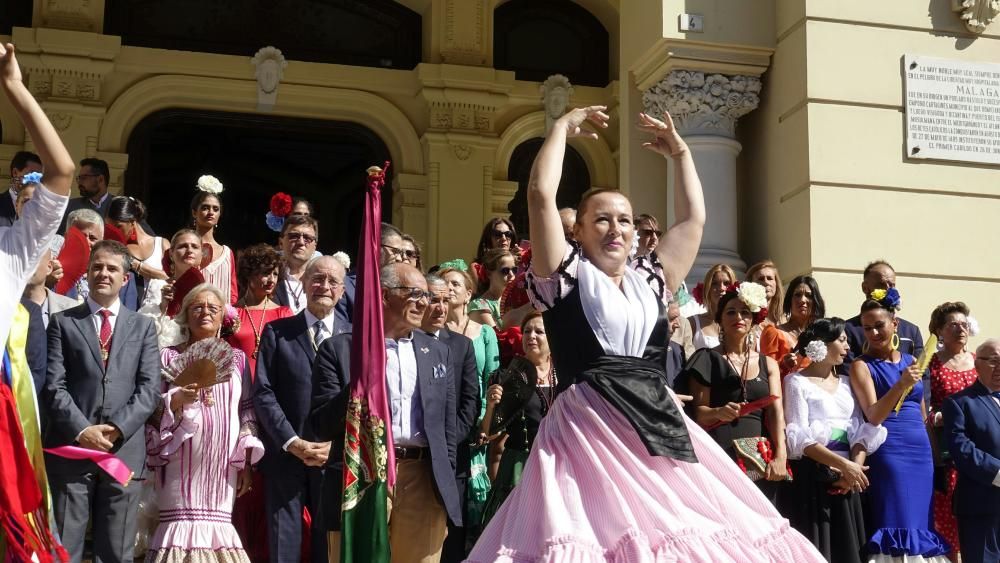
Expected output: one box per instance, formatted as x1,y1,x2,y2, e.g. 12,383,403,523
99,309,112,366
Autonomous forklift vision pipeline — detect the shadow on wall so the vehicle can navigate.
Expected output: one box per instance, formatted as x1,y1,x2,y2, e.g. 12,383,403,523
927,0,986,50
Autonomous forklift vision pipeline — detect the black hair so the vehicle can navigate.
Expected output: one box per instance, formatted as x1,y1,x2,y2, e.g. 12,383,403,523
190,190,222,212
291,196,314,216
280,214,319,238
107,196,147,223
474,217,519,263
860,298,896,317
863,260,894,278
714,290,741,324
10,151,41,173
79,158,110,184
783,275,826,319
794,317,846,354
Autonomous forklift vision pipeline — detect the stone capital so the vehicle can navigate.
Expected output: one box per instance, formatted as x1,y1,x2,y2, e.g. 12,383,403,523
642,70,761,137
951,0,999,34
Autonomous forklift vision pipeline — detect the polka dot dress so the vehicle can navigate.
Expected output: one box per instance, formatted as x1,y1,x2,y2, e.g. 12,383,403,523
929,352,978,554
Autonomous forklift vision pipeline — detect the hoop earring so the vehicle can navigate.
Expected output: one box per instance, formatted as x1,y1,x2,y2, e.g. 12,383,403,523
862,340,870,355
891,333,900,351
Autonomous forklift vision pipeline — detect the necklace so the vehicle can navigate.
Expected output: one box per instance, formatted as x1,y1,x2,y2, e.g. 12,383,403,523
724,346,752,402
534,363,558,412
244,299,271,360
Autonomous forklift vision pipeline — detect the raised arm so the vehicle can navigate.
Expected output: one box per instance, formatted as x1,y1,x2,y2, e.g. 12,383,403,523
528,106,609,277
0,44,74,195
638,112,706,293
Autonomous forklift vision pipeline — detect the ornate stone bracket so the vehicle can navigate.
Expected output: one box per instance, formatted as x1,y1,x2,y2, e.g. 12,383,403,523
951,0,999,33
428,101,495,133
251,46,288,112
641,70,761,137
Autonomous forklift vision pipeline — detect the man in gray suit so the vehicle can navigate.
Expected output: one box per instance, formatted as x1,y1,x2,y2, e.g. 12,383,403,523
22,248,79,328
43,240,160,563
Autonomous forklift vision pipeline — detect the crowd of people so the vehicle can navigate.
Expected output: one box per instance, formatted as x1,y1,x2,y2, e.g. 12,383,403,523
2,40,1000,563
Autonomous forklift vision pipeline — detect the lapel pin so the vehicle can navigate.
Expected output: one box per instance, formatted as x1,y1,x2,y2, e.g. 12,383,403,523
420,347,430,354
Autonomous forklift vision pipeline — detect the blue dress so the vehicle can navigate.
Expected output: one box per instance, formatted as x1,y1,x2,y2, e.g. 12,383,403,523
863,353,950,559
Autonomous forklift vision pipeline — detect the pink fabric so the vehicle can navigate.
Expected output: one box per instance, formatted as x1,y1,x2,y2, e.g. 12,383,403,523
466,384,825,563
44,445,133,486
145,347,264,554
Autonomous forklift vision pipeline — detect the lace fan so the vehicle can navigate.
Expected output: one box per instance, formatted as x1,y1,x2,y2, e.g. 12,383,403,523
162,337,234,389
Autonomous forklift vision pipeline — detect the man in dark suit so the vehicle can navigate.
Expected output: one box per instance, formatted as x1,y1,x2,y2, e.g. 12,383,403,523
841,261,924,379
43,240,160,563
0,150,42,227
422,274,481,562
58,157,112,235
944,338,1000,563
254,255,351,563
311,262,460,563
275,215,356,326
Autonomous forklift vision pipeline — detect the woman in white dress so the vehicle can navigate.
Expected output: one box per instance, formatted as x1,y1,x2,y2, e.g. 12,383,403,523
191,175,237,304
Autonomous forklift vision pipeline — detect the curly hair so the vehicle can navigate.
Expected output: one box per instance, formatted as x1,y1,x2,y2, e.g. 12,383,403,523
237,243,282,293
928,301,970,336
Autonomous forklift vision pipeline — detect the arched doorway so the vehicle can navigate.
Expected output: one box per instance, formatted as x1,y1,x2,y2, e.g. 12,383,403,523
124,109,392,256
506,137,590,235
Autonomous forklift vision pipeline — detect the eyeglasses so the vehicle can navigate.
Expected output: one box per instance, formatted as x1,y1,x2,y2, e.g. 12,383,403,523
499,266,516,276
946,321,970,332
977,356,1000,368
189,304,222,316
76,174,100,181
386,286,431,302
638,228,662,238
285,232,316,244
309,275,343,289
491,230,513,240
382,245,417,260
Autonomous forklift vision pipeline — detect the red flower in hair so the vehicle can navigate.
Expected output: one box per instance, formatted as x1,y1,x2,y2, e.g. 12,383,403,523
753,307,769,325
691,282,705,305
269,192,293,218
471,262,488,284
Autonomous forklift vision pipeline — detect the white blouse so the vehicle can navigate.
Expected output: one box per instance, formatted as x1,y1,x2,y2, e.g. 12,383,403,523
784,373,887,459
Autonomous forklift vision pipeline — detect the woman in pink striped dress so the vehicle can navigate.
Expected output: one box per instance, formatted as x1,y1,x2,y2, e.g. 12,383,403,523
465,107,824,562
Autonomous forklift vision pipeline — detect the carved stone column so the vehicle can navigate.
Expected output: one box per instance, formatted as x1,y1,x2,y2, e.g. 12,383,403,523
643,70,761,281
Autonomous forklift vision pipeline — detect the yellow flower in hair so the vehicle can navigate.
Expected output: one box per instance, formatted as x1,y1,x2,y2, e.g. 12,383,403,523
870,289,887,301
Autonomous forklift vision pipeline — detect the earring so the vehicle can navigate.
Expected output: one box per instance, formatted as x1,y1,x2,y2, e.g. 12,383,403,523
891,333,900,351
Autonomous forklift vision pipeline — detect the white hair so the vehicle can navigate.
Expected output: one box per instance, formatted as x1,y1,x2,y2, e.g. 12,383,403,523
173,283,226,329
67,208,104,231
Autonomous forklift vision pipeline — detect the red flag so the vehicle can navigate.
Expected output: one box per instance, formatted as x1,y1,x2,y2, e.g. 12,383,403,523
340,162,394,562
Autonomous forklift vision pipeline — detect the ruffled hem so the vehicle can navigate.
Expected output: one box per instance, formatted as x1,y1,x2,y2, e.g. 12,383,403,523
145,547,249,563
147,390,201,466
230,434,264,469
785,420,830,460
465,525,821,563
866,528,950,558
148,519,244,551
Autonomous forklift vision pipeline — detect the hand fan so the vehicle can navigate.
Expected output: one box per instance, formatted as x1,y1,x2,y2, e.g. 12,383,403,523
54,226,91,295
165,267,205,318
162,337,234,388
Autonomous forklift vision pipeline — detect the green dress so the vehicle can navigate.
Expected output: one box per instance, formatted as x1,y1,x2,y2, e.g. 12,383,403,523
469,297,502,329
466,323,501,530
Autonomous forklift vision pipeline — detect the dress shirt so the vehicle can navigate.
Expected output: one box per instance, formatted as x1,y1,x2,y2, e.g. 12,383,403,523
281,308,336,452
8,187,17,206
89,192,109,210
41,296,50,329
386,333,426,447
0,183,68,346
86,297,121,335
284,269,307,314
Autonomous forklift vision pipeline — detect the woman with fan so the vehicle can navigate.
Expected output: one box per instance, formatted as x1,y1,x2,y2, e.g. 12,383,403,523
478,311,555,527
145,283,263,563
466,106,823,561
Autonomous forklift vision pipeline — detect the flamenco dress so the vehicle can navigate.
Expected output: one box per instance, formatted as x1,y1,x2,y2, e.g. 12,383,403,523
465,246,824,562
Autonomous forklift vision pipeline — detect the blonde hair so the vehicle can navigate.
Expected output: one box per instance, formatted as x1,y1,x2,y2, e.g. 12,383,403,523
745,260,784,325
702,264,737,318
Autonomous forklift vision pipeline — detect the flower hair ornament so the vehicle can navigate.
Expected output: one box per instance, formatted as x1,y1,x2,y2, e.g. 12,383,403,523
196,175,224,194
722,282,769,325
436,258,469,273
471,262,489,285
869,287,902,311
220,304,241,338
21,171,43,186
266,192,293,233
803,340,828,363
332,251,351,271
691,282,705,306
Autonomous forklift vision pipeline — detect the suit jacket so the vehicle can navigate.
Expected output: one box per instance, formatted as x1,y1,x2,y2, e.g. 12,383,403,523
0,190,16,227
274,271,355,329
45,288,78,324
665,340,686,389
435,327,480,444
310,331,461,530
943,381,1000,516
19,298,47,397
43,303,161,473
254,311,351,471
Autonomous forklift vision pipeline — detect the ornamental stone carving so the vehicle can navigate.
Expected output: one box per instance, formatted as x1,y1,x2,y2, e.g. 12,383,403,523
428,101,495,133
251,46,288,111
951,0,1000,33
642,70,761,137
541,74,574,134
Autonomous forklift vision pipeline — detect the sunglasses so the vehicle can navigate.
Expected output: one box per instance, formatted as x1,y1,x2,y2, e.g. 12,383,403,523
637,228,662,238
498,266,516,276
285,232,316,244
492,230,513,240
382,245,418,260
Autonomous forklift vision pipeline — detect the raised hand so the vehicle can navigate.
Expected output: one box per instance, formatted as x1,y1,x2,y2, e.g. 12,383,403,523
638,111,688,158
0,43,23,85
557,105,609,140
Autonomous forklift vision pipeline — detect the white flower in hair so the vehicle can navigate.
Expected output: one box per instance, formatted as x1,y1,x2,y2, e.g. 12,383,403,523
196,174,224,194
332,251,351,271
736,282,768,313
804,340,828,363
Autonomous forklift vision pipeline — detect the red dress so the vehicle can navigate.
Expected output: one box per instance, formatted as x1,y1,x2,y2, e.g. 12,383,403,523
226,304,292,562
928,352,977,555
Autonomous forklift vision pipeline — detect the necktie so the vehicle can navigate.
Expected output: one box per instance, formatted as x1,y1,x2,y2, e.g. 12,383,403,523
98,309,112,366
313,320,327,349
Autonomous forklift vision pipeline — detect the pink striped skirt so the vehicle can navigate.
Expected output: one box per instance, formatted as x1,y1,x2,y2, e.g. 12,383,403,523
466,383,825,562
